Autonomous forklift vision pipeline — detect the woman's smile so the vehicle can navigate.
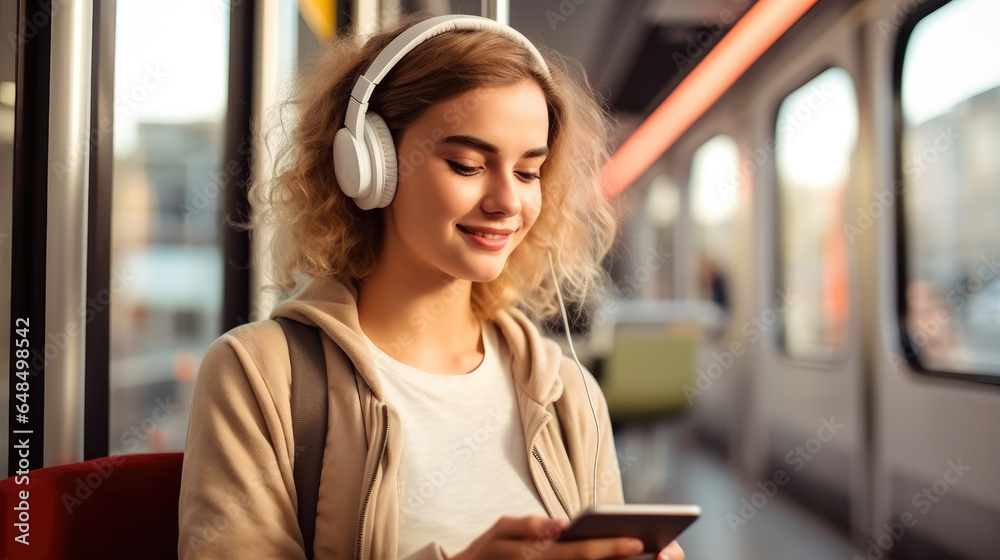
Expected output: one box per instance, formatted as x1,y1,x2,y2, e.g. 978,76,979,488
457,224,513,251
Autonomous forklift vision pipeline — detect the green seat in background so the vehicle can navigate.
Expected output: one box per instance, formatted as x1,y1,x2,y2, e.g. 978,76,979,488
600,323,701,420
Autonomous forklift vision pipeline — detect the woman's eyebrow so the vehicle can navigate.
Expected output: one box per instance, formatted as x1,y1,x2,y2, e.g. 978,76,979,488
439,135,549,158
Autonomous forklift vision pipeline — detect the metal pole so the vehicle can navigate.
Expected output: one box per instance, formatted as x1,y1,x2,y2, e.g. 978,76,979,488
84,0,115,460
44,0,94,467
481,0,508,25
222,0,255,332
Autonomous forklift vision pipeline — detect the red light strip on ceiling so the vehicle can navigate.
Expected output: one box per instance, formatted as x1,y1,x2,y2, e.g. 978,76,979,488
601,0,821,197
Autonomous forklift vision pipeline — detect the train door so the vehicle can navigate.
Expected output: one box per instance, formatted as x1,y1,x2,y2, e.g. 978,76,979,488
866,0,1000,557
741,5,869,540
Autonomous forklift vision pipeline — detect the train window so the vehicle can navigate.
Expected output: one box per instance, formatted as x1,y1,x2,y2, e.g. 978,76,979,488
898,0,1000,378
109,2,230,454
774,67,858,361
689,135,738,316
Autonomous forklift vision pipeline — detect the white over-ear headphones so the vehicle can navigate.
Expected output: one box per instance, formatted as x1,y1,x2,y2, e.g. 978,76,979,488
331,14,551,210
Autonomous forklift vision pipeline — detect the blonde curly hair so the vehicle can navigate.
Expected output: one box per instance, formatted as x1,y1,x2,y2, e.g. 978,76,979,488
250,12,624,324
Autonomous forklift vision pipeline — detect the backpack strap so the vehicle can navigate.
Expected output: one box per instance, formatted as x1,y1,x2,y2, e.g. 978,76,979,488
276,317,329,560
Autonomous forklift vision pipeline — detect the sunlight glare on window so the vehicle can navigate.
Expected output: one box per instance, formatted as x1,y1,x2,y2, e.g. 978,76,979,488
901,0,1000,126
776,68,858,192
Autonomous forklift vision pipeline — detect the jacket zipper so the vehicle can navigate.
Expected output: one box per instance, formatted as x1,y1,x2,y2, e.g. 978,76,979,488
356,405,389,560
532,445,572,519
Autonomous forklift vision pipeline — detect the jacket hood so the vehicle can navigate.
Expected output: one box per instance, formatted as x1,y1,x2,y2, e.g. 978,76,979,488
268,275,566,407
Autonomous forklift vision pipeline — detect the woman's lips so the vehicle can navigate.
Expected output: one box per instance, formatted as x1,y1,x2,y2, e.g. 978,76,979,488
457,224,510,251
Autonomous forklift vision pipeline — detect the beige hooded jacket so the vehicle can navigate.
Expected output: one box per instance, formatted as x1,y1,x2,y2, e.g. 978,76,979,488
177,275,625,559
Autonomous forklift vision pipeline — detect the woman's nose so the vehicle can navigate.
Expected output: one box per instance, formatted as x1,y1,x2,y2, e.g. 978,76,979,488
481,169,523,216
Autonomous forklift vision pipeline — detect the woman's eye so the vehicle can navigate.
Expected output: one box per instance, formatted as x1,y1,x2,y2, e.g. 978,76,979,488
446,160,540,182
446,160,479,176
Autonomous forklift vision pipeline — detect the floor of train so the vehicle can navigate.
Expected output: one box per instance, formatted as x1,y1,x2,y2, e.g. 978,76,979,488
613,416,865,560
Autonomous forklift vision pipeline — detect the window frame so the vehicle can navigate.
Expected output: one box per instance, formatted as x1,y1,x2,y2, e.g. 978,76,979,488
892,0,1000,385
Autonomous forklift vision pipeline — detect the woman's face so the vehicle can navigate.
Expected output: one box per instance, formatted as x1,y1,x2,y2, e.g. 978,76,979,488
383,80,549,283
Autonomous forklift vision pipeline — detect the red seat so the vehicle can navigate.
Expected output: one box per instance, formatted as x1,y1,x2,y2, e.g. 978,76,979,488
1,452,183,559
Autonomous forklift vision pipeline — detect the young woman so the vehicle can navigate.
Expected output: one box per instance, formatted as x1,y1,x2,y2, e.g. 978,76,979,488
178,13,685,560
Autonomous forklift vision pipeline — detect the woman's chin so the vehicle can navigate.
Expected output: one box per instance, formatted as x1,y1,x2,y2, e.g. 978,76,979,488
456,263,505,284
467,271,503,284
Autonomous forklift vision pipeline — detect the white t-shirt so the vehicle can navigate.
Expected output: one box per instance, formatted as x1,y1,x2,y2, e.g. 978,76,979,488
362,319,549,558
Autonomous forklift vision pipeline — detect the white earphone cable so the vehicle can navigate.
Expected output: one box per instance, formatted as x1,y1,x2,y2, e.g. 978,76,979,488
547,252,600,510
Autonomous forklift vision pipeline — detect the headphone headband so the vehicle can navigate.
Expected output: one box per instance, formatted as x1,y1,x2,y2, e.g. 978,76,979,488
333,14,549,210
343,14,551,137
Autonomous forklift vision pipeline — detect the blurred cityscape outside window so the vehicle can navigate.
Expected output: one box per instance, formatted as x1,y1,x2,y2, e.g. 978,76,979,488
109,1,230,455
900,0,1000,377
775,67,858,361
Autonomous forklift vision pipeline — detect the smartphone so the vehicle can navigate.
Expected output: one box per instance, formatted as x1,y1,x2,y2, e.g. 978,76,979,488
555,504,701,553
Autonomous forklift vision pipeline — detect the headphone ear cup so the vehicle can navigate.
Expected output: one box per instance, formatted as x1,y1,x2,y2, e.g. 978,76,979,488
333,125,371,202
362,113,398,209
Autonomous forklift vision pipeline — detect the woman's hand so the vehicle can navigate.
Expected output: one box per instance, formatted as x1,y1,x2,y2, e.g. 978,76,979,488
657,540,685,560
443,515,637,559
442,515,685,560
